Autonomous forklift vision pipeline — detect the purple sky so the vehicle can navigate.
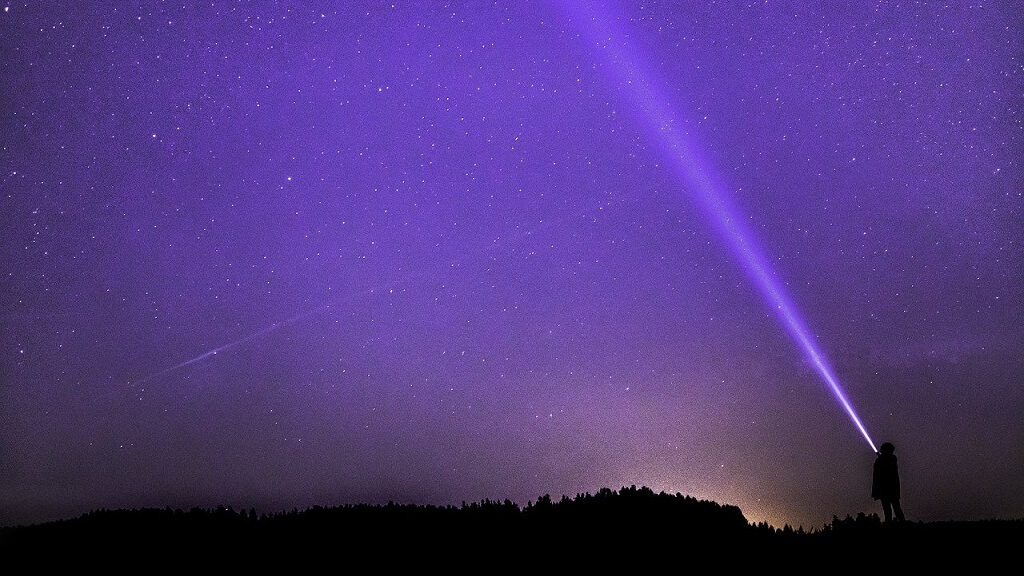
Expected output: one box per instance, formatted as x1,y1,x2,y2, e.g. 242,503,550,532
2,1,1021,530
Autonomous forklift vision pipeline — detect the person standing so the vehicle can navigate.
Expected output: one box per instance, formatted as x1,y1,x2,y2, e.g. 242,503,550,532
872,442,906,523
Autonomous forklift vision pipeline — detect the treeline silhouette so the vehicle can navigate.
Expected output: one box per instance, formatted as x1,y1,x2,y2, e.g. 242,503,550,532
1,485,1020,568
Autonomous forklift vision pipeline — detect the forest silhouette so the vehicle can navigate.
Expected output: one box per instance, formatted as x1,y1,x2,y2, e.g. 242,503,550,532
1,485,1020,568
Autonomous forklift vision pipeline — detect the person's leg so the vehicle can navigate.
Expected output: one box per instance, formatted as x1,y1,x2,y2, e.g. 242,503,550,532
881,500,893,522
892,499,905,522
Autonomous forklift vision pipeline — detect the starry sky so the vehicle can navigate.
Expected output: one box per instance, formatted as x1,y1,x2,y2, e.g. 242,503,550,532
2,1,1021,530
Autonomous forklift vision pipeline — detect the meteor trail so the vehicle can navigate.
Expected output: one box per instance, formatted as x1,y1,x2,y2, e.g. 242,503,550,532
567,2,877,452
129,195,634,387
130,280,407,386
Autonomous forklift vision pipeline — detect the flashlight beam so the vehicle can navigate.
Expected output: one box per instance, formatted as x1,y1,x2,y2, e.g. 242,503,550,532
567,2,876,452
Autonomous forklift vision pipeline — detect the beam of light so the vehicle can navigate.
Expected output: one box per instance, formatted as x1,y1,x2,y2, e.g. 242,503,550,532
565,2,877,453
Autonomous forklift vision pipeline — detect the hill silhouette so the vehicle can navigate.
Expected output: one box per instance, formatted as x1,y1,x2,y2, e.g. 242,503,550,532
1,485,1020,569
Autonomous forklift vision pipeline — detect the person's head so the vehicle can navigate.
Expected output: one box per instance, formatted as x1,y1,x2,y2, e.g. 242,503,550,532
879,442,895,455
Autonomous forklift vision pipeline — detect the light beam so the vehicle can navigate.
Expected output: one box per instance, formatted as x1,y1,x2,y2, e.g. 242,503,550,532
566,2,877,452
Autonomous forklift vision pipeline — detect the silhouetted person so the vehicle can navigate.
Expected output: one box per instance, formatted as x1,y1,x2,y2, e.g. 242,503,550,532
872,441,905,523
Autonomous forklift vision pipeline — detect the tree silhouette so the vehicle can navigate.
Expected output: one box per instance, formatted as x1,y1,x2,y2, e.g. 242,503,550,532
1,486,1021,569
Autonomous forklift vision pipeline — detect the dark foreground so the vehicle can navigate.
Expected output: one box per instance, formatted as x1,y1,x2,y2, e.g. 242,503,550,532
2,486,1019,569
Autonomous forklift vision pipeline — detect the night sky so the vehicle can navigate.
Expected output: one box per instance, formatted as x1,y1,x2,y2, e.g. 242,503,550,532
2,1,1022,531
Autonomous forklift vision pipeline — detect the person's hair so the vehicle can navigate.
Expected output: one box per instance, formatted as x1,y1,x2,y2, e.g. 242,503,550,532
880,442,895,454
